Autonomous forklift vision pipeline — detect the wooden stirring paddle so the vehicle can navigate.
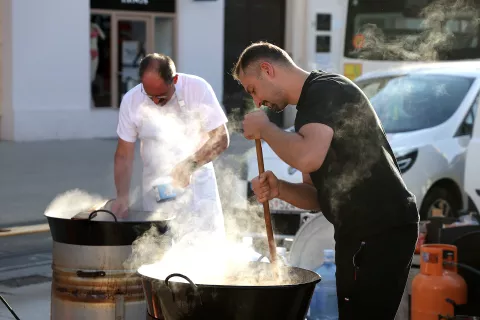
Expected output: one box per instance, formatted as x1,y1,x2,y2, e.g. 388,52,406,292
255,139,278,264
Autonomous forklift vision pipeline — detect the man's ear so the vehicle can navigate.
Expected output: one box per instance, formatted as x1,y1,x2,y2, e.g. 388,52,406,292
173,74,179,84
259,62,274,78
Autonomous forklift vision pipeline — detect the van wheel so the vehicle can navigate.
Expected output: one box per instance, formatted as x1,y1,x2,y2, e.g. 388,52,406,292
420,186,461,220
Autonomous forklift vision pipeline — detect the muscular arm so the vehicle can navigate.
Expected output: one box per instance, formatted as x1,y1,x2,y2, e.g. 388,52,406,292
278,173,320,211
114,138,135,200
188,124,229,166
261,122,333,173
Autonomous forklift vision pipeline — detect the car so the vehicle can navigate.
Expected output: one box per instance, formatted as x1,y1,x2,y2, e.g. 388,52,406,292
241,61,480,222
465,73,480,215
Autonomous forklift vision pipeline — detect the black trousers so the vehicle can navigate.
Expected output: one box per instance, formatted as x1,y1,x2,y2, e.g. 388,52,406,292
335,224,418,320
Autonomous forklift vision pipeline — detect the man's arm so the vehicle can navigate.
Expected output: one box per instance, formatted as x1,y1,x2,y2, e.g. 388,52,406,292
261,122,333,173
277,173,320,211
114,138,135,200
188,124,229,167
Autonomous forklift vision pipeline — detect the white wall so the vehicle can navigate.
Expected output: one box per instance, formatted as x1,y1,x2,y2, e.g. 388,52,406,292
1,0,119,141
176,0,224,103
285,0,308,70
1,0,226,141
283,0,309,128
1,0,14,140
0,0,3,121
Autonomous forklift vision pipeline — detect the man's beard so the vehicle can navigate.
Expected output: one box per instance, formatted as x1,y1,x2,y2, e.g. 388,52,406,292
262,101,284,113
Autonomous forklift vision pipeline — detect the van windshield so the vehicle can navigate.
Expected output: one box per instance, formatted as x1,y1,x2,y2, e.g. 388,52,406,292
356,74,474,133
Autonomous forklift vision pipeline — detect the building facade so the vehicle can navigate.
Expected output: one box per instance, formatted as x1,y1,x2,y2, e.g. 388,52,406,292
0,0,225,141
0,0,325,141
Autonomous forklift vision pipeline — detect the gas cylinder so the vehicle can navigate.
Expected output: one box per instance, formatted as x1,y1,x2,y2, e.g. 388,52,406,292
411,244,467,320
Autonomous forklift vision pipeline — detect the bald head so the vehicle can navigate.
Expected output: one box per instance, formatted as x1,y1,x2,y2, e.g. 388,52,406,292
232,41,295,81
139,53,176,84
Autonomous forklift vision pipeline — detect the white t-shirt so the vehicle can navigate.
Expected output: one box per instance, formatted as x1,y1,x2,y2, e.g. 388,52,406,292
117,73,228,144
116,74,228,240
116,72,228,210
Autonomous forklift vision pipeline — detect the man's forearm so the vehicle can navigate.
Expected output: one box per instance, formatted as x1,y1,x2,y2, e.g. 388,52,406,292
114,154,133,199
190,126,229,167
261,123,309,171
277,180,320,211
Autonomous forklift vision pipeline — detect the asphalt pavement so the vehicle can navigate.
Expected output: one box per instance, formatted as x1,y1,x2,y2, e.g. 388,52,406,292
0,131,416,320
0,131,254,319
0,130,253,273
0,132,253,228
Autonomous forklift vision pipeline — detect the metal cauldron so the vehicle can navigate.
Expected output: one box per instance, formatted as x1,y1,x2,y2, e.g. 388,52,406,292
139,261,321,320
46,202,174,320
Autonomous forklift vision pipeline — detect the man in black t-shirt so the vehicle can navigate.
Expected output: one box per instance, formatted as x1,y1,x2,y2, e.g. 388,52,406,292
233,42,419,319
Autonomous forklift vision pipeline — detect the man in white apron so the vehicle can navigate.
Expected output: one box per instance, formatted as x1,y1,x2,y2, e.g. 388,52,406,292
112,53,229,241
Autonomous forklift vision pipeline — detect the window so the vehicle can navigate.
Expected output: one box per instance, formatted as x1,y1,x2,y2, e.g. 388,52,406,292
316,35,331,53
356,74,474,133
345,0,480,61
316,14,332,31
117,19,148,102
91,14,112,108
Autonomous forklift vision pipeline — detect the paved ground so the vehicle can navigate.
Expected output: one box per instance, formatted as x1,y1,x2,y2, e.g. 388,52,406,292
0,282,51,320
0,130,418,320
0,132,254,319
0,132,253,228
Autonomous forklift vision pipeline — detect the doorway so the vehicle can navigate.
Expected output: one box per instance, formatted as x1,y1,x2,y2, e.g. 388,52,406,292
115,16,152,106
90,10,175,108
222,0,286,126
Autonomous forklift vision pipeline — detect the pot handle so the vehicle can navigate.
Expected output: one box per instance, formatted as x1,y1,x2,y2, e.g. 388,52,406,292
164,273,202,305
88,209,118,222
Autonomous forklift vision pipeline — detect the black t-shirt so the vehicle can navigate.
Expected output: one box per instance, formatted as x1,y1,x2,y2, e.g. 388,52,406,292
295,70,419,240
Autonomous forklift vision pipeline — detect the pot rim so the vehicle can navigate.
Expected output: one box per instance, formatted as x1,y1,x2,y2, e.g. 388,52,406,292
44,213,176,224
136,267,321,289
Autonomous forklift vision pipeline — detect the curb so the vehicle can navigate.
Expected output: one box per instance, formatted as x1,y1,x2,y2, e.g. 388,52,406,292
0,223,50,237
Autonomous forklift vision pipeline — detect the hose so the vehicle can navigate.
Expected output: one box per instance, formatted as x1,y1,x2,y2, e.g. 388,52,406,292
0,294,20,320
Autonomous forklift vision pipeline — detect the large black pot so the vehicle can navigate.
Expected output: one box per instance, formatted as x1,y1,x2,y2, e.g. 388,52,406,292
139,261,321,320
46,208,174,246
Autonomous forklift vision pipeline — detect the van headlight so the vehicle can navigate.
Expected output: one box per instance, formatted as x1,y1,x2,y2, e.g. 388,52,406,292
395,149,418,174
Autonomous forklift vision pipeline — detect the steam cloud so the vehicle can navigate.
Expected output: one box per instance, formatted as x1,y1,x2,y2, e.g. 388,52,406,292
323,100,385,223
123,160,285,285
353,0,480,62
120,99,293,285
44,92,287,286
325,0,479,220
44,189,109,219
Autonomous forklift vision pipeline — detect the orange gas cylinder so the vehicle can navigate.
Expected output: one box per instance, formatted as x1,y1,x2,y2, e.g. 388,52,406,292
411,244,467,320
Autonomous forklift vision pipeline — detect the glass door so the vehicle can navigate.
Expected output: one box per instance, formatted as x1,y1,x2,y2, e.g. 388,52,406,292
112,15,153,107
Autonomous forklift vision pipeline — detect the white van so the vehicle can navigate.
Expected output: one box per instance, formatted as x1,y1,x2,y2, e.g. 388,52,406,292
465,85,480,214
242,62,480,221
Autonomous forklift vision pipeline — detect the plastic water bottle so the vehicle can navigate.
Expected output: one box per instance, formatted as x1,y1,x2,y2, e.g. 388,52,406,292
308,249,338,320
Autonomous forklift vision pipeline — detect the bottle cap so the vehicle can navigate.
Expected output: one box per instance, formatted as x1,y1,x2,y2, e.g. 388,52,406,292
324,249,335,261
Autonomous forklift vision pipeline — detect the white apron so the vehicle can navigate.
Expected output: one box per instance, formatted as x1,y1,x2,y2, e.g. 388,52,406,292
137,91,225,242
